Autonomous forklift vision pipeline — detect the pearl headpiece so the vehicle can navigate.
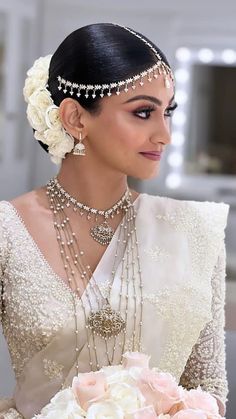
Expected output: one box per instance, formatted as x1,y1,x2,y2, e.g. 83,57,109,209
57,25,174,99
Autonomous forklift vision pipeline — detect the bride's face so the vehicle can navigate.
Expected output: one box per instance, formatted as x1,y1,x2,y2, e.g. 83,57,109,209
62,74,176,180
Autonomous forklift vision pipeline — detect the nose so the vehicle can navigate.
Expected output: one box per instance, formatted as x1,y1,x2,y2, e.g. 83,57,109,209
149,118,171,146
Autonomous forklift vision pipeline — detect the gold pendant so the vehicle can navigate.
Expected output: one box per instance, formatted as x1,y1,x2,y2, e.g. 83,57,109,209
87,304,125,339
90,221,114,245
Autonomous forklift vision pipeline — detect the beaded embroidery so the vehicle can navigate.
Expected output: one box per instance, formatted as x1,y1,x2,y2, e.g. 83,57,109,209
43,358,64,381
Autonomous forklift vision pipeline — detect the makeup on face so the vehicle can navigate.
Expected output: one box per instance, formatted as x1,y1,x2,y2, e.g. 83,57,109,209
139,151,162,161
123,94,178,121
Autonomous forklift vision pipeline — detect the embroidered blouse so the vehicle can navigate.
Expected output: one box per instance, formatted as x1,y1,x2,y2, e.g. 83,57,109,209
0,194,229,418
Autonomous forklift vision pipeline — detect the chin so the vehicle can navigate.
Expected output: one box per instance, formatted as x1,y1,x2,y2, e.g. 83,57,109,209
130,166,160,180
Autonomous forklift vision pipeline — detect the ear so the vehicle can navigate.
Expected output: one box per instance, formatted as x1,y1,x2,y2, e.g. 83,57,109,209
59,98,88,139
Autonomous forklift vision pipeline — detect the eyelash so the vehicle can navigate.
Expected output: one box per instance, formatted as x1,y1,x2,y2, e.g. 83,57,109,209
134,103,178,120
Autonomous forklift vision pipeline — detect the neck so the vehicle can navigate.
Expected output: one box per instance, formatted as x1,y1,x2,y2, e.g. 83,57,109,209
56,154,129,210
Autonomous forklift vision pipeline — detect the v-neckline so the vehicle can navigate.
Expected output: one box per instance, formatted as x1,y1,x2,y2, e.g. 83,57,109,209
2,195,142,300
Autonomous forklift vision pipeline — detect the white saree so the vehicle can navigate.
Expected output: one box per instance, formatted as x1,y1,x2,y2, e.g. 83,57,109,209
0,194,229,418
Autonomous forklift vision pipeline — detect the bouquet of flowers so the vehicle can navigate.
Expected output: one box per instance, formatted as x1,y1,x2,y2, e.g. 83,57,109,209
34,352,224,419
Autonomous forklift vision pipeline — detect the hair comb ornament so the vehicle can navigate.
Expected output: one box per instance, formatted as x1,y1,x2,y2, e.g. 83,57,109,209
57,25,174,99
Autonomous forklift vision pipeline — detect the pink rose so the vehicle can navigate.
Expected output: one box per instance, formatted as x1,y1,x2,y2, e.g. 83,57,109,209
183,388,219,416
138,370,183,415
72,371,107,410
122,352,151,369
130,405,158,418
171,408,208,418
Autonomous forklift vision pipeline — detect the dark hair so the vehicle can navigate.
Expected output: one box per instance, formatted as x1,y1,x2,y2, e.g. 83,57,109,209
40,23,171,153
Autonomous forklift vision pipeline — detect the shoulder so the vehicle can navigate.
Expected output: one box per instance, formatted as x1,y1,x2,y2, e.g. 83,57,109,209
0,186,48,223
0,187,48,245
139,193,229,240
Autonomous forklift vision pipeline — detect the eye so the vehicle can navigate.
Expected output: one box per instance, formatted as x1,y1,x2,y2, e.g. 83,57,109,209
164,102,178,118
133,106,155,120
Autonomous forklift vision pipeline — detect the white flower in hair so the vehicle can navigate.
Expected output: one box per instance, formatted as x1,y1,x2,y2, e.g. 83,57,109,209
45,105,62,130
46,128,74,159
23,55,52,103
26,88,53,132
27,103,48,133
29,88,53,113
23,54,75,164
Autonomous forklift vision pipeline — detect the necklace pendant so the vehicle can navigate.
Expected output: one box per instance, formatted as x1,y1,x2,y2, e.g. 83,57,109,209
90,221,114,245
88,304,125,339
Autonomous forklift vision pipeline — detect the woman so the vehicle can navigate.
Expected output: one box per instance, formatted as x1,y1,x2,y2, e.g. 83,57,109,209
0,23,229,418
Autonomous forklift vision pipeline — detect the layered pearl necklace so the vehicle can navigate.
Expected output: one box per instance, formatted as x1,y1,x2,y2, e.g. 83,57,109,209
50,177,130,245
46,177,144,384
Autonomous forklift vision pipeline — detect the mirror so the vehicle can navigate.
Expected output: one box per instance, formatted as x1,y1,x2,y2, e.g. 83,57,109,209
165,47,236,189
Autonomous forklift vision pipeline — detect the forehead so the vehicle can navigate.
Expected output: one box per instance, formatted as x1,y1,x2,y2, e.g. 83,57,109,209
101,74,175,107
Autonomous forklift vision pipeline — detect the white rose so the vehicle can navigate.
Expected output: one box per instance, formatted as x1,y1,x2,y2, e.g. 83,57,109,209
109,382,145,414
29,88,53,113
46,128,74,154
27,55,52,80
86,400,124,419
34,388,86,419
45,105,61,129
23,76,47,103
34,130,46,144
27,103,47,133
42,127,62,147
24,55,52,102
101,365,123,377
105,368,135,387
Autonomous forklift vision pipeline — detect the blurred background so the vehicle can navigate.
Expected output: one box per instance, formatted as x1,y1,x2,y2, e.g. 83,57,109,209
0,0,235,417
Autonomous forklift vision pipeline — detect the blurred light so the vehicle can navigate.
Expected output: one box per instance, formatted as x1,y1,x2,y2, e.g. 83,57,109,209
175,89,188,105
174,68,189,83
175,47,191,62
198,48,214,63
167,152,183,168
171,132,185,146
221,49,236,64
165,173,181,189
172,111,186,126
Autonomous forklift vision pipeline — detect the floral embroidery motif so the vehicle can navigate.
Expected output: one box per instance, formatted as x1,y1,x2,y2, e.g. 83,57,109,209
98,279,112,298
144,245,170,262
179,245,228,404
43,358,64,380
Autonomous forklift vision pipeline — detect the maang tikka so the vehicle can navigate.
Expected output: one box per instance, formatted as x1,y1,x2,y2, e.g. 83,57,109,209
73,131,86,156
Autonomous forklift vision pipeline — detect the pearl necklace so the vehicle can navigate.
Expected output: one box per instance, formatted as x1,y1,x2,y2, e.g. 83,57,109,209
46,179,144,384
48,177,130,246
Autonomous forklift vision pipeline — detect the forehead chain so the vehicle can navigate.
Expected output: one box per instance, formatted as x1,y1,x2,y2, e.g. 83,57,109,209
57,24,174,99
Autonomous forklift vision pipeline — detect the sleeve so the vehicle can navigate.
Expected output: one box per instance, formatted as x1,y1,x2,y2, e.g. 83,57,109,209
0,208,24,419
179,241,228,416
0,205,7,324
0,214,5,324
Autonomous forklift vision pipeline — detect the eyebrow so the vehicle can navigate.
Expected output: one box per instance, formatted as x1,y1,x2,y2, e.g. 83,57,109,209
123,94,175,106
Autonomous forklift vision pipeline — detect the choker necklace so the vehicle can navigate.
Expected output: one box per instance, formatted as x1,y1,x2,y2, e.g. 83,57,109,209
48,177,130,246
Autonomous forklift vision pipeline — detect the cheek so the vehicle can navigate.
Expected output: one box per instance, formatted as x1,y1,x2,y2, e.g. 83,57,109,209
98,111,143,151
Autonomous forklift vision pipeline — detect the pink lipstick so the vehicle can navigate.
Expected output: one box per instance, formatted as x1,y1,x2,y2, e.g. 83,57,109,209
139,152,162,161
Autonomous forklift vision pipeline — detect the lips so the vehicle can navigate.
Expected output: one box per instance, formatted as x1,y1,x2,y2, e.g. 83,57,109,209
139,151,162,161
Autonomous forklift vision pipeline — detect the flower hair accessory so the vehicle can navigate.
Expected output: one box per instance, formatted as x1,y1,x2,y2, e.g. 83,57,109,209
23,55,74,165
